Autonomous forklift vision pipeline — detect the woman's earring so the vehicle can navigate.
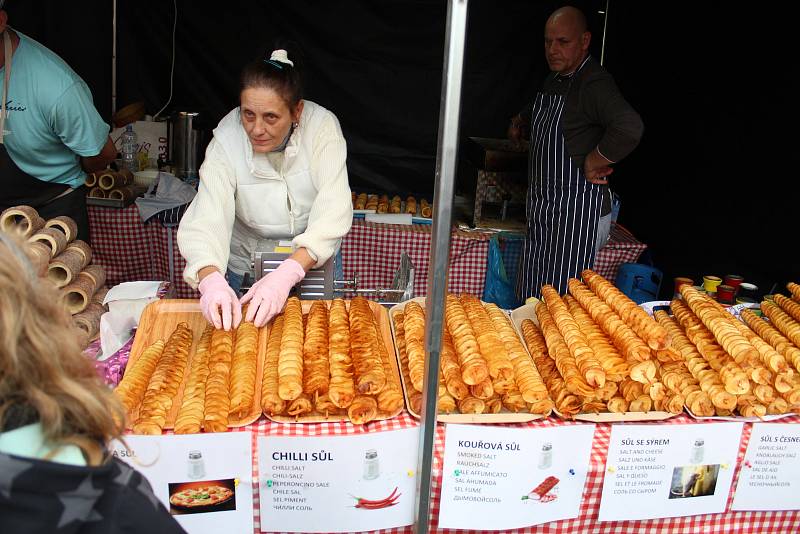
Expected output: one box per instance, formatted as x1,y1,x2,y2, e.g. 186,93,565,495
293,122,299,128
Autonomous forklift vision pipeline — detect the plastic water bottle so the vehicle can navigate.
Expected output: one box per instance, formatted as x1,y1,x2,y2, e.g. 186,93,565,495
121,124,138,172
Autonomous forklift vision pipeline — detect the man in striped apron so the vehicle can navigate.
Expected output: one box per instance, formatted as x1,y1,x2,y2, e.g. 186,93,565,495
511,6,643,300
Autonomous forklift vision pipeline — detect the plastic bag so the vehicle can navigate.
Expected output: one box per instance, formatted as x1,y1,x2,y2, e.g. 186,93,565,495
482,236,521,309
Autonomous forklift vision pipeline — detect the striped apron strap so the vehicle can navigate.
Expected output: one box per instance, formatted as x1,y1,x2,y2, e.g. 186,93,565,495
516,68,603,300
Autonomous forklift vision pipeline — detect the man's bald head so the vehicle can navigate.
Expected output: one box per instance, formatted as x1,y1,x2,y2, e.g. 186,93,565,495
544,6,591,74
547,6,588,34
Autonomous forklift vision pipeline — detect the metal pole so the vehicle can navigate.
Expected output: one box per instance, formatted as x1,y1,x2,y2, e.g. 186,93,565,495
600,0,610,66
414,0,468,532
112,0,117,115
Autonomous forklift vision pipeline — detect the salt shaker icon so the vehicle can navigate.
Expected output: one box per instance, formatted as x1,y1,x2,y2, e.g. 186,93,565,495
363,449,380,480
690,439,705,464
538,443,553,469
187,450,205,480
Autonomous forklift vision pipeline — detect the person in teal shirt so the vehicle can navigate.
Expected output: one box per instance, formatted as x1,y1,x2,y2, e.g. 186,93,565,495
0,5,116,241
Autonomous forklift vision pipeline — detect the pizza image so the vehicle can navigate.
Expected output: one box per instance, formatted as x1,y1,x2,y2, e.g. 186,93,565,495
169,485,234,508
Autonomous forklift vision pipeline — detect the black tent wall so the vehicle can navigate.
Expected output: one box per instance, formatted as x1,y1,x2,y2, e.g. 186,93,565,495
7,0,798,297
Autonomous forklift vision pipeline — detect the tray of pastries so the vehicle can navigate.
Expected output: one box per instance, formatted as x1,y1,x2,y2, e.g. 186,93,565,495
261,296,405,424
512,270,682,422
389,295,552,423
116,300,265,434
352,192,432,220
512,270,800,422
661,285,800,421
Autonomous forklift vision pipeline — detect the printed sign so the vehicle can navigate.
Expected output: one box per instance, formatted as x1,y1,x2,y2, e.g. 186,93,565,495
112,432,253,534
598,423,743,521
733,423,800,511
258,427,419,533
439,424,595,531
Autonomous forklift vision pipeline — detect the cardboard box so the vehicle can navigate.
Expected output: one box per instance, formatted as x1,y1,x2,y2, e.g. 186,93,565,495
110,120,168,164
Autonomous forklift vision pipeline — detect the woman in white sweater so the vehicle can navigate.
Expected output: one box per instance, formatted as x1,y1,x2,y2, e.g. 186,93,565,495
177,48,352,330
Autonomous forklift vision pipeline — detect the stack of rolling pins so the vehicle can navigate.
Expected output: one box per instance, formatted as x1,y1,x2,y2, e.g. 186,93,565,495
86,169,138,203
0,205,108,349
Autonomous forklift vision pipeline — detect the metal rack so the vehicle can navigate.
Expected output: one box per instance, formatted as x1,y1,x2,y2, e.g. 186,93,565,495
247,248,414,306
333,251,415,306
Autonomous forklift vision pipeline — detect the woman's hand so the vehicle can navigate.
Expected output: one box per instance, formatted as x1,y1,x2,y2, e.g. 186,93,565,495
240,258,306,327
198,270,242,330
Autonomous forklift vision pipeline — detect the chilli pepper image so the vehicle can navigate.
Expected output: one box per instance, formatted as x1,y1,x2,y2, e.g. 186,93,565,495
350,487,401,510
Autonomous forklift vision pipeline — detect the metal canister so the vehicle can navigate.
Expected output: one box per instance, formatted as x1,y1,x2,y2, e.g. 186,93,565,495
170,111,201,185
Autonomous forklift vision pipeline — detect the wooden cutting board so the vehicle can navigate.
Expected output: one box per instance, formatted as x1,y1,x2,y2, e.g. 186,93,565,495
265,299,405,423
125,299,267,431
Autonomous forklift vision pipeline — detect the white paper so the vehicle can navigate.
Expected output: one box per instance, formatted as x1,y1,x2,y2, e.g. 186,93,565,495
258,428,419,533
732,423,800,511
99,281,162,358
364,213,413,225
98,311,135,360
439,424,595,531
107,298,158,324
598,423,743,522
111,432,253,534
103,281,163,304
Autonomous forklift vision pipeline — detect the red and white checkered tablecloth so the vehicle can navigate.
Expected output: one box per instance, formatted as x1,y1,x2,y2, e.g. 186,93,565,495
89,208,489,299
88,204,198,298
499,222,646,288
89,205,643,302
593,223,648,284
149,224,195,298
88,203,154,286
238,413,800,534
341,220,491,297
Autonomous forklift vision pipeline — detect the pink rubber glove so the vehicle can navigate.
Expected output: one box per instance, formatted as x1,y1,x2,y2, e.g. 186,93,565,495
240,258,306,327
198,271,242,330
